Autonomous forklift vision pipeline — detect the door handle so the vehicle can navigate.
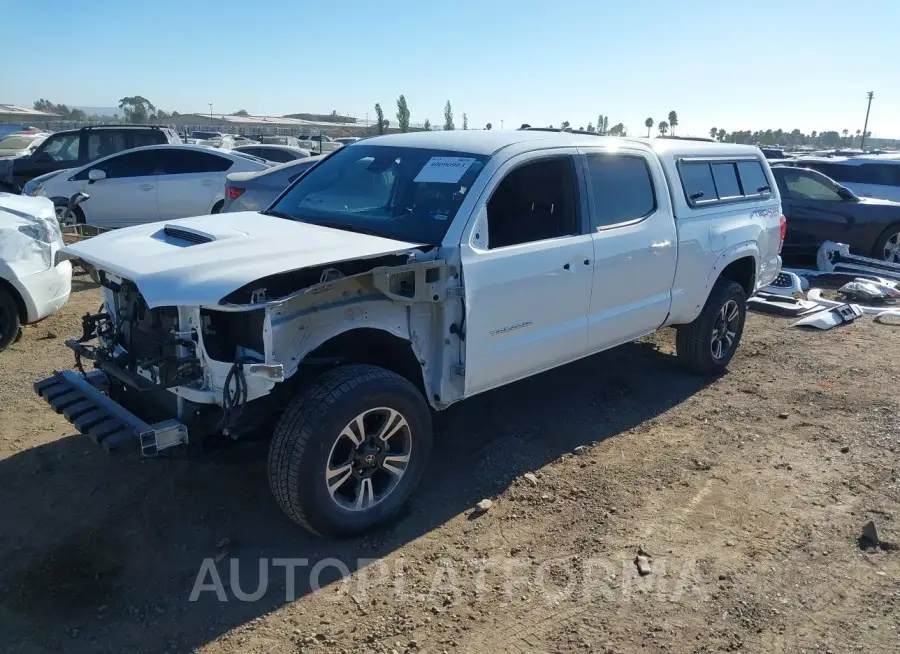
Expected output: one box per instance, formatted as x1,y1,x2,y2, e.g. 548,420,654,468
563,263,571,270
649,241,671,251
139,184,155,191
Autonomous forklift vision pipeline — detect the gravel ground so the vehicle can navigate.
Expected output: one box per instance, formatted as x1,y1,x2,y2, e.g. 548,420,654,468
0,277,898,654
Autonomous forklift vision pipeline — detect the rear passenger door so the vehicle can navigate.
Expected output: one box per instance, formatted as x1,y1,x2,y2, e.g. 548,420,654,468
580,148,677,352
156,149,234,218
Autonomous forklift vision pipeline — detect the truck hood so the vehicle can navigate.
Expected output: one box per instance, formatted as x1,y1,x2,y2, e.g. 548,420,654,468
61,212,423,308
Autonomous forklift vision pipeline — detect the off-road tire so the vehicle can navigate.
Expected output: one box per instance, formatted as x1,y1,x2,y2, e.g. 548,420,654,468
0,287,22,351
676,279,747,376
268,364,433,538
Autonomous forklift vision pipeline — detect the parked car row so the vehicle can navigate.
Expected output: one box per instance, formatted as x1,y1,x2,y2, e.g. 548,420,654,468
23,144,272,228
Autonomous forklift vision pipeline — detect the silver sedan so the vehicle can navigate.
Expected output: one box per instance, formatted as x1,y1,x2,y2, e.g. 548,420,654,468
222,156,319,213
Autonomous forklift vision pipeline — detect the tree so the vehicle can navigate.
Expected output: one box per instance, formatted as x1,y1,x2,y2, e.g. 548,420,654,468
118,96,155,124
485,122,492,130
172,111,180,117
586,122,594,132
423,118,432,131
462,113,468,130
374,103,385,135
811,130,817,139
156,109,170,120
232,109,249,116
842,129,849,145
32,99,84,121
596,114,609,135
383,119,390,131
561,120,570,130
645,117,654,137
609,123,625,136
709,127,718,140
668,111,678,136
717,128,726,142
396,95,410,133
443,101,454,131
658,121,669,136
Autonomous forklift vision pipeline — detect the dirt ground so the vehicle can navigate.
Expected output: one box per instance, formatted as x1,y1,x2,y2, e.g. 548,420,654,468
1,273,898,654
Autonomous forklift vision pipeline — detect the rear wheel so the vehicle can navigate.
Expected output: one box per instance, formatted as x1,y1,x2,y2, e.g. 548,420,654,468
873,224,900,264
676,280,747,375
211,200,224,214
268,364,433,538
0,287,22,351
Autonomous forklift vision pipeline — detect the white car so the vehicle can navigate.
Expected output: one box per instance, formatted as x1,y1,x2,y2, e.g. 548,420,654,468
45,131,782,537
26,144,270,228
0,193,72,350
296,134,342,153
0,131,50,158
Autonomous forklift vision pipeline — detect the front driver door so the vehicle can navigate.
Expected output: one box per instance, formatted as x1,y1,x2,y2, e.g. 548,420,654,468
777,168,856,253
77,150,161,228
460,151,594,396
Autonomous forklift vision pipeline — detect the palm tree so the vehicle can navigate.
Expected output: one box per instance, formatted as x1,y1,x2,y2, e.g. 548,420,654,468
645,117,654,137
710,127,718,140
667,111,678,136
842,129,849,146
658,121,669,136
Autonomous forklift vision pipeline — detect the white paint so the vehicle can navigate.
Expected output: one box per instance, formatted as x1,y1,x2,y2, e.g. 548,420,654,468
0,193,72,323
31,144,270,228
413,157,476,184
62,211,422,308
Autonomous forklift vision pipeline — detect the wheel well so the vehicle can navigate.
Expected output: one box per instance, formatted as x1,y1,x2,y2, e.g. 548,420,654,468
873,222,900,256
211,200,224,214
303,328,426,395
719,256,756,296
0,278,27,324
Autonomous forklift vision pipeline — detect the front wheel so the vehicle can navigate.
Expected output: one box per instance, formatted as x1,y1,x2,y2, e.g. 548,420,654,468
268,364,433,538
0,286,22,351
873,224,900,264
676,279,747,375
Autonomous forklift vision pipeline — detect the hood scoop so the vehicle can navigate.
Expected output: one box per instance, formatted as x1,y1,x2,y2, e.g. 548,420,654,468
159,225,215,247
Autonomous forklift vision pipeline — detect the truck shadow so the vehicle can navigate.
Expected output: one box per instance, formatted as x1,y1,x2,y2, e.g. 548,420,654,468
0,337,712,653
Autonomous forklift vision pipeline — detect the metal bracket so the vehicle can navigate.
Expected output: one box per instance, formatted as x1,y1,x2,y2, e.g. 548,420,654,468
140,420,189,457
450,364,465,377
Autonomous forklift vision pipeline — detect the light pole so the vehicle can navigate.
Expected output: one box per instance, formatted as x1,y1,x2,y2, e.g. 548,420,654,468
860,91,874,151
208,103,213,127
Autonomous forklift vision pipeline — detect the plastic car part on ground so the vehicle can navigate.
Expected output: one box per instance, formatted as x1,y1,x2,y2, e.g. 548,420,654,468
760,271,807,296
874,311,900,325
747,292,822,317
816,240,900,282
838,279,900,301
806,289,899,317
793,303,864,330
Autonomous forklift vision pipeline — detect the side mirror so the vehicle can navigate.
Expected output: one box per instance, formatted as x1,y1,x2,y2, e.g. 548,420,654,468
836,186,856,201
88,169,106,183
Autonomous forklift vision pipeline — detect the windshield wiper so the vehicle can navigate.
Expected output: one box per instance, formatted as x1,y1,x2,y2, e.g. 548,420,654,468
261,209,296,220
310,220,385,237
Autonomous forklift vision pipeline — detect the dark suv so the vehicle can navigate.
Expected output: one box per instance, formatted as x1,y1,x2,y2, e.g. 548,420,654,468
5,124,181,191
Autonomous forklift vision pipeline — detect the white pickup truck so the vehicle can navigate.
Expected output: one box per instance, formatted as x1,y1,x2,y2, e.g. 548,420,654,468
36,130,784,538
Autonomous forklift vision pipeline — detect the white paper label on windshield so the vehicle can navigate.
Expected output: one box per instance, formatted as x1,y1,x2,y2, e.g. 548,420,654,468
413,157,476,183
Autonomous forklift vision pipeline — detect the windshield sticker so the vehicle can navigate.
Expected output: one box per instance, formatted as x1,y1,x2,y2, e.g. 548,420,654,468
413,157,476,184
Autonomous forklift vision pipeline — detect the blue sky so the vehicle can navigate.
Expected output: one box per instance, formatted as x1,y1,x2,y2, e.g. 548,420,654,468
3,0,897,137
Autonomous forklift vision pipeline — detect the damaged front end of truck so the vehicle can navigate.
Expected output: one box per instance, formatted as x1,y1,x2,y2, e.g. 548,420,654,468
35,219,466,457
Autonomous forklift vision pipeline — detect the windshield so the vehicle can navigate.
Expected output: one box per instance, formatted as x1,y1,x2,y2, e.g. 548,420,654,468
0,135,37,151
270,144,488,244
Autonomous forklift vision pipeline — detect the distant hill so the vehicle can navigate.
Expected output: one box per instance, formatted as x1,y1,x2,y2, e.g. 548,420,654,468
73,106,122,118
